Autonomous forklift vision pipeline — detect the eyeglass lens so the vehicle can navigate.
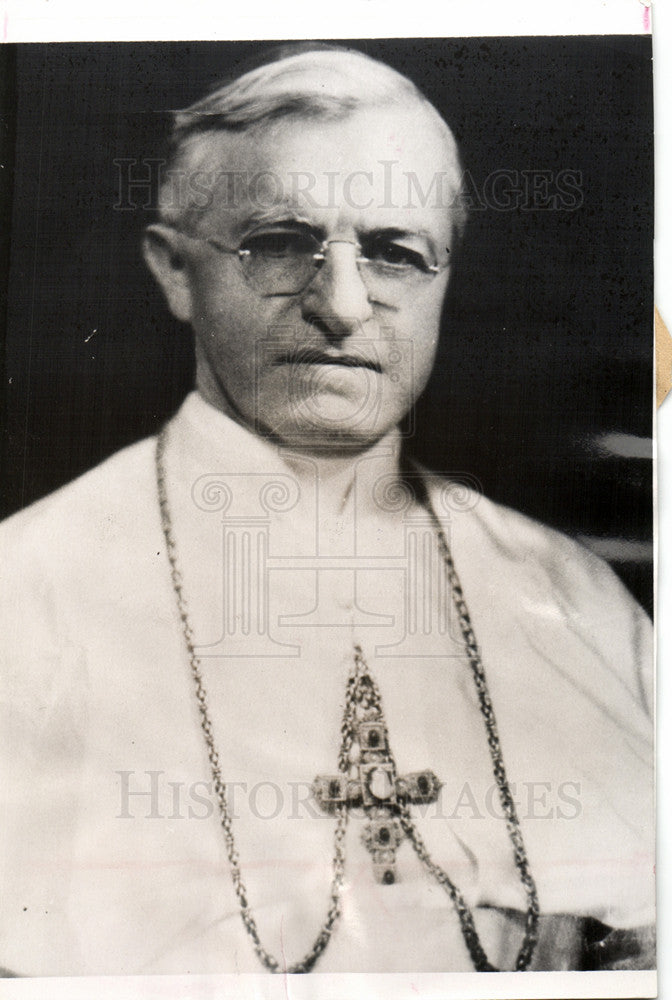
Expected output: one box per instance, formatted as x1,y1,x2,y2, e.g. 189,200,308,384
239,231,438,300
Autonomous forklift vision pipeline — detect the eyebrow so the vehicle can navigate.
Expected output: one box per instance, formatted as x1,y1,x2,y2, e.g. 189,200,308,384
358,226,437,246
231,205,318,239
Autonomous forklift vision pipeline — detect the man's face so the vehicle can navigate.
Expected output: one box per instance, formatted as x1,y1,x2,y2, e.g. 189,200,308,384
151,105,457,454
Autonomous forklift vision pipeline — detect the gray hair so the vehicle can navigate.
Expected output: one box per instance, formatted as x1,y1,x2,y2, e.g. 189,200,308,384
158,43,467,237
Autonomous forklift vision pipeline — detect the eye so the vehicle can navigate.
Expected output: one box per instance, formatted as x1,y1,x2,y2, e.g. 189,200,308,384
363,238,431,272
241,230,317,259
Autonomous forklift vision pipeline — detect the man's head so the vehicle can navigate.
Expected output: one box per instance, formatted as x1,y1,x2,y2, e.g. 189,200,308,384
144,44,466,455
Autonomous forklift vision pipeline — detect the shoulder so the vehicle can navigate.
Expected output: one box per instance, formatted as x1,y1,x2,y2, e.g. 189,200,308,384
426,471,599,567
424,470,642,605
423,471,653,714
0,437,165,661
0,436,159,573
0,435,166,711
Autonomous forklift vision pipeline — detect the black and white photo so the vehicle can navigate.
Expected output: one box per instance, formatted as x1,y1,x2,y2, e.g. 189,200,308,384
0,34,656,987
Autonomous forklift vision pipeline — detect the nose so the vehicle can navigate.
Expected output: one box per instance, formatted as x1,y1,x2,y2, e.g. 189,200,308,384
300,240,373,341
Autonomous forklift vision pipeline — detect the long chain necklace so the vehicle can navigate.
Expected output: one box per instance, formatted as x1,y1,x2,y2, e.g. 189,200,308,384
155,428,539,973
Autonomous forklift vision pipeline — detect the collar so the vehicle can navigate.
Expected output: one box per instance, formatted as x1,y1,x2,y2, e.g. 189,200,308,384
167,391,406,520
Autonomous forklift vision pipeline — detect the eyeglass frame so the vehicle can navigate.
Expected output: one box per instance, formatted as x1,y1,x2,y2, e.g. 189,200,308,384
170,227,449,299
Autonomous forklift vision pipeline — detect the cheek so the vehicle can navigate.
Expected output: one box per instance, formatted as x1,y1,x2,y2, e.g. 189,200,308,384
191,282,273,370
414,332,441,384
397,303,442,387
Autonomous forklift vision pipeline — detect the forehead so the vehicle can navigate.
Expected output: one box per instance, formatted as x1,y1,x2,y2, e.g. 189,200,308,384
185,106,458,240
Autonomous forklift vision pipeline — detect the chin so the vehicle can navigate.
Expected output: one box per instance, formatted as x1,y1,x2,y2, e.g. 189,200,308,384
274,420,392,456
266,388,401,453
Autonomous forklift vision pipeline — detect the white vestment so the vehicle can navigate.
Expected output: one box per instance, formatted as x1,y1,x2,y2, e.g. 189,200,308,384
0,392,654,975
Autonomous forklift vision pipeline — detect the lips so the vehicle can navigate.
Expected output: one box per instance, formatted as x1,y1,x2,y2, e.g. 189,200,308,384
275,347,383,372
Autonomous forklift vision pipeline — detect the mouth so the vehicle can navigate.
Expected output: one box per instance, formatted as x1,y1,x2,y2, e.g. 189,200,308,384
275,348,383,372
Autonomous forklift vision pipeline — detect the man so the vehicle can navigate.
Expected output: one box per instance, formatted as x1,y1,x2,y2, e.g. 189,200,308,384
0,44,654,975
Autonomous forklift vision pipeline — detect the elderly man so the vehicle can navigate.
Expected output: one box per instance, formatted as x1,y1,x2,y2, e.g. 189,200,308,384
0,44,654,976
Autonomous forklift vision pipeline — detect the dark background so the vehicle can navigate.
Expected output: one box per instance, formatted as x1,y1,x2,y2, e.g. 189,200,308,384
0,38,654,613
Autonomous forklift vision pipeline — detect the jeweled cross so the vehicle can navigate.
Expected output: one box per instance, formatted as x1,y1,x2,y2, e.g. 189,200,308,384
313,715,442,884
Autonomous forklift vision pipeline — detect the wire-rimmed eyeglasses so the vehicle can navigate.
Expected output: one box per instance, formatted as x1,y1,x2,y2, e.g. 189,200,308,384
173,226,449,303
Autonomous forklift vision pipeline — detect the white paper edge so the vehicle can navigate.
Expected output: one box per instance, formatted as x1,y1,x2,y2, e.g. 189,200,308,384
0,970,660,999
0,0,655,43
654,6,671,1000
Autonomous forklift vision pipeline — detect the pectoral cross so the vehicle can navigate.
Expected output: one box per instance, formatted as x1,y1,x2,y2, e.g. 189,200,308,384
312,648,442,885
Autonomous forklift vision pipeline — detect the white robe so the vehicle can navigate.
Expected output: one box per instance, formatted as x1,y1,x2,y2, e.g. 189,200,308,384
0,392,654,976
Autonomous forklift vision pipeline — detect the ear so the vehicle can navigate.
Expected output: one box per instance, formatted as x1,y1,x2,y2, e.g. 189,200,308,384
142,224,194,324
